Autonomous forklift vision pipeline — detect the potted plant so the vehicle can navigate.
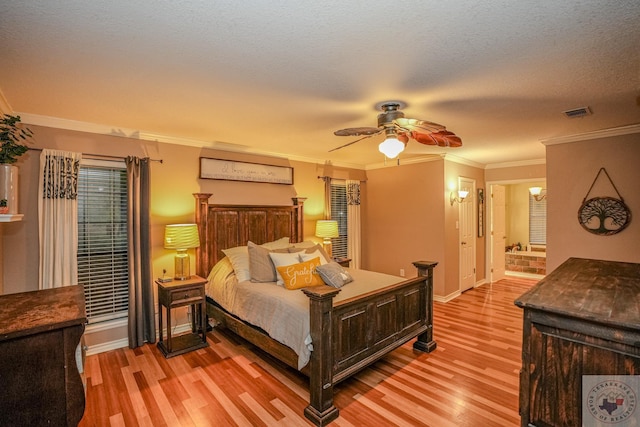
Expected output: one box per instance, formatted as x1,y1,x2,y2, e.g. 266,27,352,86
0,199,7,214
0,114,33,215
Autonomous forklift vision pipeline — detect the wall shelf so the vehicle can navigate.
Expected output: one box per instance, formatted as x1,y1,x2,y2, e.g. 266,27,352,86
0,214,24,222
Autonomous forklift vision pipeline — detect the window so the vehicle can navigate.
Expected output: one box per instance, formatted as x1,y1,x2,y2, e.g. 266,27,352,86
77,160,129,324
330,182,348,259
529,192,547,245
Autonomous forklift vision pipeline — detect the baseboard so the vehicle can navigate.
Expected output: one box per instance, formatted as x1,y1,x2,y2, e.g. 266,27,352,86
506,271,545,280
434,290,461,303
85,322,194,356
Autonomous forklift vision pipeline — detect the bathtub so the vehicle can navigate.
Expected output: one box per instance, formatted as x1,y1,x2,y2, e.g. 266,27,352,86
506,250,546,275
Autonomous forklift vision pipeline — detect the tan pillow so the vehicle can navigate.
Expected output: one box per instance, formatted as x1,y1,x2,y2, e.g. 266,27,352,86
248,241,289,282
276,257,324,290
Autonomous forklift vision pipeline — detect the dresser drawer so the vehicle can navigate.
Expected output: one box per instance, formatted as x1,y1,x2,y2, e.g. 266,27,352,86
169,287,203,306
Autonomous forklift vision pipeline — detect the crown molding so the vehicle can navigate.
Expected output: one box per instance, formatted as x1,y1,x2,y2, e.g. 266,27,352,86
17,113,367,169
540,123,640,145
485,158,546,170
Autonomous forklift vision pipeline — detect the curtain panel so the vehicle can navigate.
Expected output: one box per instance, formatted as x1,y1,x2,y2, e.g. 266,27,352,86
38,149,82,289
126,157,155,348
346,180,362,268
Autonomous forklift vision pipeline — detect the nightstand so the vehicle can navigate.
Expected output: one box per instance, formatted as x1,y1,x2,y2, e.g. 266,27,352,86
334,257,351,268
157,275,208,358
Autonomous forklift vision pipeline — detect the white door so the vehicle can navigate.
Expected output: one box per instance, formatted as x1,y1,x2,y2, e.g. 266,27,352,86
491,184,506,282
459,177,475,292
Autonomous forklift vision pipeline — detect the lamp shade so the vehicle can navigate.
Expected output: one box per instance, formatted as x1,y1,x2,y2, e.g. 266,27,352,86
164,224,200,249
315,220,339,238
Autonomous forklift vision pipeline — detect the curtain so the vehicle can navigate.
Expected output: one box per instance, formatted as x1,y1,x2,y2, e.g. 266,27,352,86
126,157,155,348
346,180,362,269
321,176,331,219
38,149,82,289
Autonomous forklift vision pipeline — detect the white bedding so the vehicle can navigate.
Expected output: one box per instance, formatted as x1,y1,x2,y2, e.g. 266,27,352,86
206,257,404,369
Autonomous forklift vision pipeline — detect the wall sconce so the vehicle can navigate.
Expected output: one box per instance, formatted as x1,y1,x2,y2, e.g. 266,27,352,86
315,220,339,256
450,190,469,205
529,186,547,201
164,223,200,280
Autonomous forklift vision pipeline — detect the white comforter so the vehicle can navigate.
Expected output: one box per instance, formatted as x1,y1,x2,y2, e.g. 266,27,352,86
206,257,404,369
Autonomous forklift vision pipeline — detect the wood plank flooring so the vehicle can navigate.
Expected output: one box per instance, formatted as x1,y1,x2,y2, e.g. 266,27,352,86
78,277,535,426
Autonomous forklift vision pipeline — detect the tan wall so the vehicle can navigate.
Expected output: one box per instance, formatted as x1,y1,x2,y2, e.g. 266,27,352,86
546,133,640,271
364,159,446,294
2,125,365,347
485,163,546,182
364,157,485,298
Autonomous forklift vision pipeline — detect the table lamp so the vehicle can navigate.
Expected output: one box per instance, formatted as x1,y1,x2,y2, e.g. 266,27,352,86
315,220,339,256
164,224,200,280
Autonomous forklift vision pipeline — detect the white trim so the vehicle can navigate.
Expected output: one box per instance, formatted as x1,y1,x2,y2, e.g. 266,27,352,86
506,271,545,280
474,278,488,288
85,317,128,333
433,290,462,303
84,322,194,355
485,158,546,169
16,112,368,170
540,123,640,145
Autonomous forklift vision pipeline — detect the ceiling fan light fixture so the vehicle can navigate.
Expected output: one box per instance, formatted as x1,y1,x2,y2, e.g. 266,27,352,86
378,134,405,159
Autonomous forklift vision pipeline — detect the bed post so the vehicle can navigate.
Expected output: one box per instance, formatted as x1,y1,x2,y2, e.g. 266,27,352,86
412,260,438,353
292,197,306,243
302,286,341,427
193,193,212,278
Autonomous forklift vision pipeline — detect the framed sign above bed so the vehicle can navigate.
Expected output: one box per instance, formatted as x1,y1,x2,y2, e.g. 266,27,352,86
199,157,294,184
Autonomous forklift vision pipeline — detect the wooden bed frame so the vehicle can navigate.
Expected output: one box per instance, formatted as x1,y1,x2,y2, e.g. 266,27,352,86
193,193,438,426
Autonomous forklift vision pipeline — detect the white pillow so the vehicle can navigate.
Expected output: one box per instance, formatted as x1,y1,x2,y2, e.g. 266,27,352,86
268,251,304,285
299,250,329,265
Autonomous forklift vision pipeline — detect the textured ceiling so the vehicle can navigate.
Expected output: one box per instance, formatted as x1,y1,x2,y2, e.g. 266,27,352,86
1,1,639,168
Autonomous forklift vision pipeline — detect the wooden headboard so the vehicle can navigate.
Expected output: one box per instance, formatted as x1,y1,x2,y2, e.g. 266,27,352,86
193,193,306,277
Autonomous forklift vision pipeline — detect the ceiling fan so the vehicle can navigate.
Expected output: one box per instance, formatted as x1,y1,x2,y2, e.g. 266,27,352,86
331,101,462,158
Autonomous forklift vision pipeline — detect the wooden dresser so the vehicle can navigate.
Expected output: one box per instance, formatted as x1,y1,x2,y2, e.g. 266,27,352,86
0,285,87,426
515,257,640,427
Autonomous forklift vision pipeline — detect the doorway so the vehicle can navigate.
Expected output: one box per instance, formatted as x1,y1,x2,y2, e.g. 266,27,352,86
486,179,546,283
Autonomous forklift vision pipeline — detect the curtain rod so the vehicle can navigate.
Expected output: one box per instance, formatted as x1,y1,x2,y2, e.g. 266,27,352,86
28,148,163,163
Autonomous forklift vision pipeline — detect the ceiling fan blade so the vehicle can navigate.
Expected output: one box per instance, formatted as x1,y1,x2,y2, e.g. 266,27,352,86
397,132,409,143
411,130,462,147
329,134,377,152
334,127,381,137
394,117,445,133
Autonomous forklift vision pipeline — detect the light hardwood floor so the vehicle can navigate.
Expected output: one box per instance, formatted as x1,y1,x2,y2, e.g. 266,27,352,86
78,277,535,426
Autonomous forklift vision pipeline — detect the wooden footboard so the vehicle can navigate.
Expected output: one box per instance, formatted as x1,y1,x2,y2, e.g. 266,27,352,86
193,194,437,426
302,260,437,426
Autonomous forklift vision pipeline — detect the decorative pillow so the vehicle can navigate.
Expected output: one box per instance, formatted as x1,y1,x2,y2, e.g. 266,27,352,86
299,249,329,265
276,257,324,290
269,251,305,285
248,241,289,282
222,237,290,283
290,244,331,263
221,245,250,282
316,262,353,288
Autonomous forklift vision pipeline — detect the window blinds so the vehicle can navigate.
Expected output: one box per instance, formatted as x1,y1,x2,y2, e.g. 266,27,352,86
529,193,547,245
77,165,129,323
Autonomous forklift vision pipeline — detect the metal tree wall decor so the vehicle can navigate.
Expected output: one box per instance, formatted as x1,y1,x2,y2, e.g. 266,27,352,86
578,168,631,235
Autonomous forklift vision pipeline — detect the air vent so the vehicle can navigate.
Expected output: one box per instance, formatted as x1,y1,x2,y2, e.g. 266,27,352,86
563,106,592,118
